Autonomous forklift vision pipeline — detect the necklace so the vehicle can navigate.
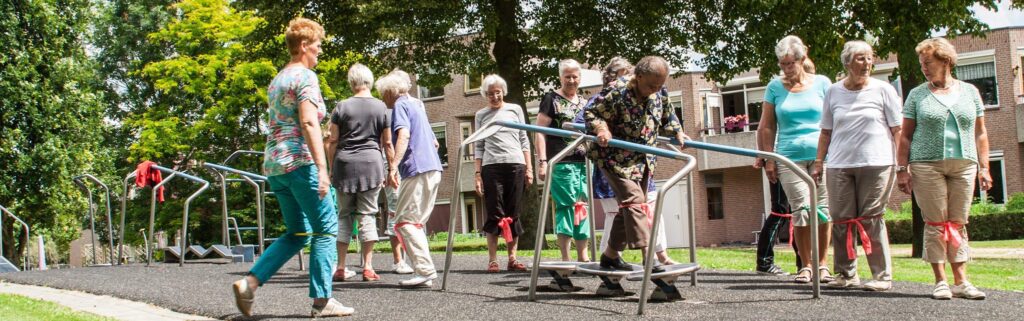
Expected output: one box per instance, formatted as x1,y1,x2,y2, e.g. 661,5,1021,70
929,80,954,90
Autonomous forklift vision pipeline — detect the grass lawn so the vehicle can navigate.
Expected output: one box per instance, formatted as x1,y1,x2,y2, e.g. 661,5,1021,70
450,239,1024,292
0,293,114,321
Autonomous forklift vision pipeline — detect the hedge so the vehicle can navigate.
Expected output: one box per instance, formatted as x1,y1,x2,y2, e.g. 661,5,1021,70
888,211,1024,244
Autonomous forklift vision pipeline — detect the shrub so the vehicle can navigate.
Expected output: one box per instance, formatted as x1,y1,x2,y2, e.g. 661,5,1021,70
1005,192,1024,212
888,211,1024,243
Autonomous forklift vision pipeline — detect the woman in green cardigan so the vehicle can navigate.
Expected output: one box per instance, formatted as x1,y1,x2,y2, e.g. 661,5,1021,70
896,37,991,301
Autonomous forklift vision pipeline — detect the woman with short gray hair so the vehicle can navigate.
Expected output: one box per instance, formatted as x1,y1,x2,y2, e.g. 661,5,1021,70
326,63,392,283
814,41,902,291
474,74,533,272
757,35,833,284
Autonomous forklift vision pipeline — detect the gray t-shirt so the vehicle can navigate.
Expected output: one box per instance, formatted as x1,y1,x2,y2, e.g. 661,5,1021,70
474,103,530,166
330,96,389,193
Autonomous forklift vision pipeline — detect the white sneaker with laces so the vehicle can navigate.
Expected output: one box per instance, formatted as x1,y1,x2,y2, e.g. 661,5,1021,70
399,273,437,287
952,282,986,300
826,274,860,289
393,261,414,274
862,280,892,292
933,281,952,300
311,298,354,317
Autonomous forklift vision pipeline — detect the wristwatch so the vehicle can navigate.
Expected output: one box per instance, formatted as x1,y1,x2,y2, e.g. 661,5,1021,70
896,165,909,173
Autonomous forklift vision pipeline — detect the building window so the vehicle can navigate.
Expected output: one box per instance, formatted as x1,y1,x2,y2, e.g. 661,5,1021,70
668,91,684,130
956,61,998,107
714,82,764,135
432,122,448,166
460,121,474,162
973,152,1006,204
464,74,483,94
705,173,724,220
418,85,444,100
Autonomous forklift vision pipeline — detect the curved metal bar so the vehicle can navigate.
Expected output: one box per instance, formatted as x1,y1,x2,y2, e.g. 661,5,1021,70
72,177,99,265
239,175,265,254
663,144,698,287
527,135,587,301
223,150,265,166
118,170,138,264
585,155,597,263
74,174,117,265
146,172,177,266
638,152,696,315
179,176,211,267
566,122,821,298
441,118,501,291
203,162,268,181
202,162,267,248
0,205,31,271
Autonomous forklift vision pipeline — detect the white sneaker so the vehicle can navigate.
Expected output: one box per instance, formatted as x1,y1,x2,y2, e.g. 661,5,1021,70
952,282,987,300
393,261,414,274
311,298,354,317
862,280,892,292
826,274,860,289
933,281,952,300
399,273,437,287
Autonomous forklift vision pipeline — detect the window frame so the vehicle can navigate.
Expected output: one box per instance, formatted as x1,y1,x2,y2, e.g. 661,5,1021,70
704,173,725,220
463,74,483,95
417,85,445,101
431,122,449,167
716,80,765,135
956,50,999,109
459,120,475,163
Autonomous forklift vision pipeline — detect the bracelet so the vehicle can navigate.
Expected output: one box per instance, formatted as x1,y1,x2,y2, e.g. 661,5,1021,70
539,159,548,163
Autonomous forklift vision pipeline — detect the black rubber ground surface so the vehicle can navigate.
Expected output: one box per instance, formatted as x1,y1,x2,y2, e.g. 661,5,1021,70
2,254,1021,320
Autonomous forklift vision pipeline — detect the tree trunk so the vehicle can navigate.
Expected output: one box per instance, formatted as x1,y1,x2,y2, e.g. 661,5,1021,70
491,0,544,250
895,32,926,257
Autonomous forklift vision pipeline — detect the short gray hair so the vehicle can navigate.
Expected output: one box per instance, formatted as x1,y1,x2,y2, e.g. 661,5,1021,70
375,69,412,96
603,57,633,85
347,63,374,90
558,59,581,77
480,74,507,97
775,35,808,61
841,40,874,66
634,56,669,77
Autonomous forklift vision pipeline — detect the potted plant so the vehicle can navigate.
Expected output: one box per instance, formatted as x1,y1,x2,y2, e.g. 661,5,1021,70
724,114,748,133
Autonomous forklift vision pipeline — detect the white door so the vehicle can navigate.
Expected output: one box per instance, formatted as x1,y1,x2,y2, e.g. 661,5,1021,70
655,180,691,248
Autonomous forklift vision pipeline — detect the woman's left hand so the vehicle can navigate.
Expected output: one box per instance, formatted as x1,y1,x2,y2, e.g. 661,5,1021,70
810,160,824,183
525,168,534,185
978,168,994,191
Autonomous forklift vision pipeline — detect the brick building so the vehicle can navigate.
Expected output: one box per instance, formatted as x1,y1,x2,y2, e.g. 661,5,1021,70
409,27,1024,247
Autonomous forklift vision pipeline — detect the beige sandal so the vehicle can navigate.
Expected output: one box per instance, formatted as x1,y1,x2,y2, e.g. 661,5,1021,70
793,267,812,283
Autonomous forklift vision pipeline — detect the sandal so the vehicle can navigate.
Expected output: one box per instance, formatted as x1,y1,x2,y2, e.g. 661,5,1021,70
818,266,835,283
794,267,812,283
507,258,527,271
362,269,381,282
487,261,500,273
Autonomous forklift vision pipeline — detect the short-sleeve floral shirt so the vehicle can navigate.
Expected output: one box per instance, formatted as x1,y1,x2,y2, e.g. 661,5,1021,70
262,66,326,177
584,76,683,181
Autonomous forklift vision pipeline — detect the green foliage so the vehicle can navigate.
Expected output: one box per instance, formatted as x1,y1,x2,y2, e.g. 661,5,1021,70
0,0,111,264
0,294,115,321
885,200,913,221
1004,192,1024,211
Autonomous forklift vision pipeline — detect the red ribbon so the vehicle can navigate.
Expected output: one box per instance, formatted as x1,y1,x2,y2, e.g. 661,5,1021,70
619,202,651,227
135,161,165,202
497,217,514,243
770,212,794,248
573,201,588,226
837,215,878,261
926,221,964,249
393,222,423,252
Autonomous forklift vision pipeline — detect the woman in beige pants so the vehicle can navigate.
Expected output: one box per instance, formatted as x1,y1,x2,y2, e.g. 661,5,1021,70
897,38,990,300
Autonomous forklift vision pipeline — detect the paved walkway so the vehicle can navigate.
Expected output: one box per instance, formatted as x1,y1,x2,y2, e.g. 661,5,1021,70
0,281,217,321
2,254,1022,320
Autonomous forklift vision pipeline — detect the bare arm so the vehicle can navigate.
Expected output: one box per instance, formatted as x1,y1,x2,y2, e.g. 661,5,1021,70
896,118,915,194
381,128,394,166
811,129,832,182
298,100,329,197
392,128,410,171
326,123,339,171
976,116,992,191
757,101,777,153
535,113,552,181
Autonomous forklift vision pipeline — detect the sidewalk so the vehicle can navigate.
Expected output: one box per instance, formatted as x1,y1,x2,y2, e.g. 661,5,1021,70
0,281,218,321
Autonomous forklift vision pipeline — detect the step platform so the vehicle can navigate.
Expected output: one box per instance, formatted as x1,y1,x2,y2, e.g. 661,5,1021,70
576,262,644,297
0,256,19,273
530,261,586,292
626,263,701,301
161,244,244,263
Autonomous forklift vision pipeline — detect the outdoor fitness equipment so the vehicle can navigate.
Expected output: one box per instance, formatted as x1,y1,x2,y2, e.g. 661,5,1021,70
0,205,30,272
73,174,117,266
118,164,210,266
565,122,823,313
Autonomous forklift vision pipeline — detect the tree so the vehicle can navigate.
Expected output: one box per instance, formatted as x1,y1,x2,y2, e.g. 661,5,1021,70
0,0,110,264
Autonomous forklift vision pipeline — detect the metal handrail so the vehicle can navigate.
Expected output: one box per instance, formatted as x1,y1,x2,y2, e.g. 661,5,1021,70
567,122,822,304
202,162,267,251
73,174,117,265
224,150,264,166
0,205,31,271
118,164,210,267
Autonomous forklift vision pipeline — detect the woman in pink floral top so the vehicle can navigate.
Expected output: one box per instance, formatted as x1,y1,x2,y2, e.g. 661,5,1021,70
232,17,352,318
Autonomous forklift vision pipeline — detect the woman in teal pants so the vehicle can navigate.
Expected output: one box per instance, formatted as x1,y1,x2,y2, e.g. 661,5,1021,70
231,17,353,317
